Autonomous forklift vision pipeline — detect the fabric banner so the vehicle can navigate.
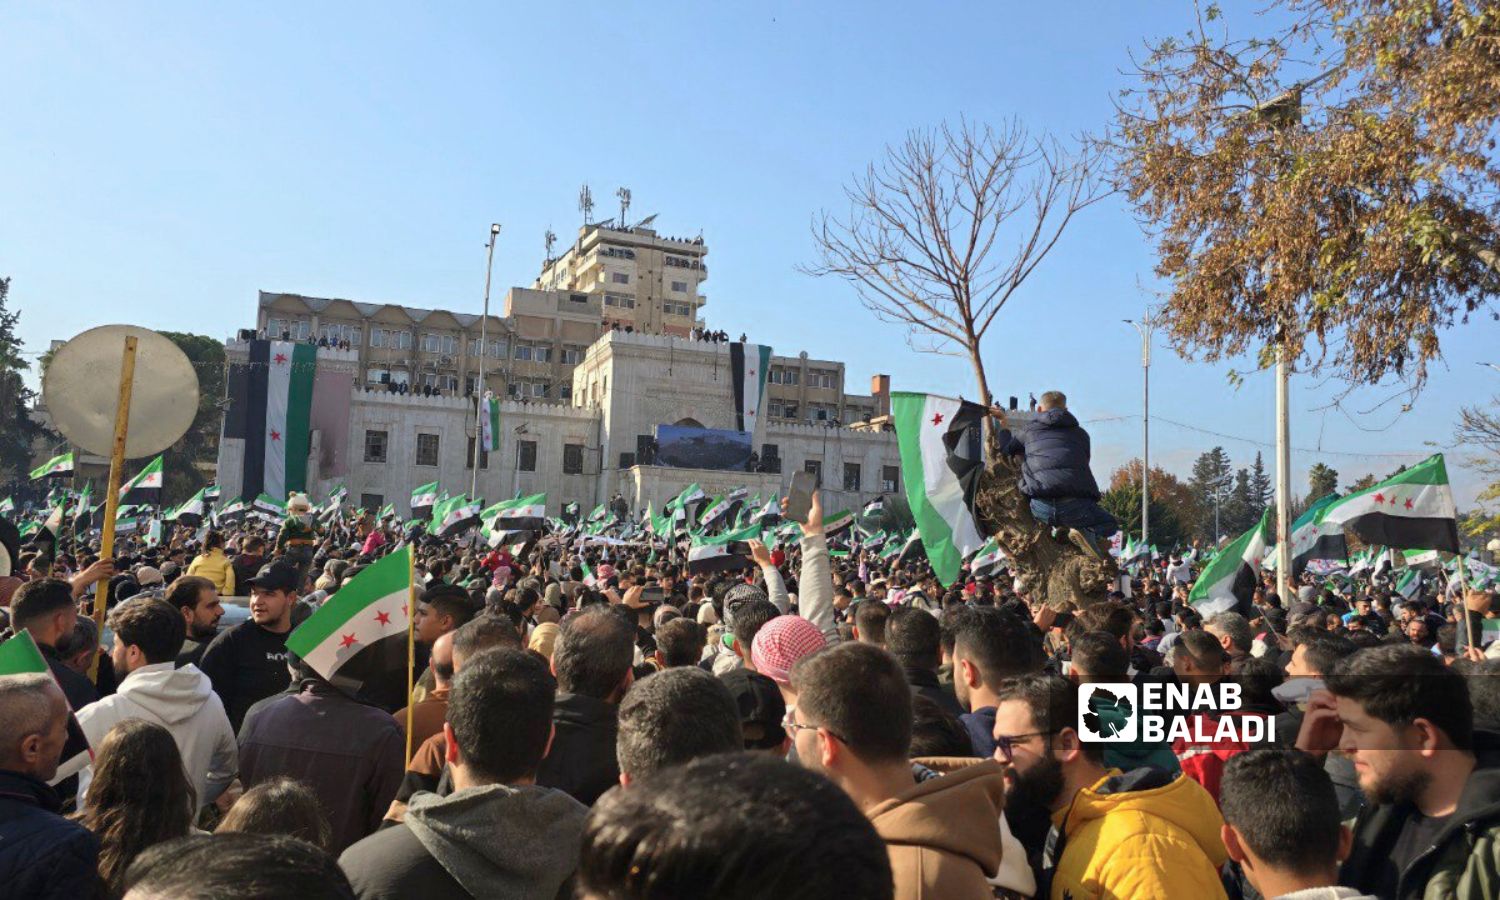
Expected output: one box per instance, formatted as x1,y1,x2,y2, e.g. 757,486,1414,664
730,342,772,432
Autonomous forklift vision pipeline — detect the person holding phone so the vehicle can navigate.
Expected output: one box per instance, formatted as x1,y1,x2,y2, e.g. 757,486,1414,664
991,390,1117,560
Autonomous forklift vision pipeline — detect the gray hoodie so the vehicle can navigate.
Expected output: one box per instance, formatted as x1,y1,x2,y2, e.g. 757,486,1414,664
342,782,587,900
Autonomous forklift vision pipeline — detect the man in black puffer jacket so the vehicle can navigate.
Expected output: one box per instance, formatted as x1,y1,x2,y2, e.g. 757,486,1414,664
995,390,1117,558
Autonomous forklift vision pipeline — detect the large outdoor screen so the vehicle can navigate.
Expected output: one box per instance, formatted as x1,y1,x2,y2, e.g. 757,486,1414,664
654,424,753,470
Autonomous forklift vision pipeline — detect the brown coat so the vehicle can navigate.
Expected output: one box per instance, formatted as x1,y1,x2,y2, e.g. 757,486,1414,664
867,757,1007,900
393,686,449,749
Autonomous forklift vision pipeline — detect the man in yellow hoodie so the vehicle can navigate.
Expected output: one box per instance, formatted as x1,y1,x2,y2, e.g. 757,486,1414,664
790,642,1006,899
992,673,1229,899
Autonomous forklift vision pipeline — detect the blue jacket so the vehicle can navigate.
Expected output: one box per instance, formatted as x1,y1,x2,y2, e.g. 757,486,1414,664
0,769,100,900
1000,409,1102,501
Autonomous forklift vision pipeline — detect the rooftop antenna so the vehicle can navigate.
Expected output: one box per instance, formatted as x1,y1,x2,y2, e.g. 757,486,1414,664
543,228,556,263
616,187,631,230
578,184,594,226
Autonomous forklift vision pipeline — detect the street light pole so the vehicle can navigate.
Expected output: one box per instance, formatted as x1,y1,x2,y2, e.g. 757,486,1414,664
1125,313,1156,548
471,223,501,500
1275,349,1292,601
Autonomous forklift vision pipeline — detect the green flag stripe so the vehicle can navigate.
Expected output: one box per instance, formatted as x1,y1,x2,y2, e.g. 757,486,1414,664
284,343,316,494
0,630,49,675
287,545,412,656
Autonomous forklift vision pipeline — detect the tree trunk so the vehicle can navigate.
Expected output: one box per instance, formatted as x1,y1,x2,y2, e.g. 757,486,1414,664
975,426,1117,612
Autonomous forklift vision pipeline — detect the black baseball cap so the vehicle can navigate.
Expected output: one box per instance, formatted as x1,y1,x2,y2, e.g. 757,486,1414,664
719,668,786,750
246,561,302,593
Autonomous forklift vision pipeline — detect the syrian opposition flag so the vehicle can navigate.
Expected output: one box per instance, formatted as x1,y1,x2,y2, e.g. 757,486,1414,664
1189,508,1272,617
118,456,164,504
0,631,92,785
0,497,13,514
1284,492,1350,578
495,493,547,532
862,496,885,517
699,496,733,531
224,340,316,502
890,392,988,586
431,495,483,538
822,509,855,536
29,451,73,480
286,545,413,697
1312,454,1459,553
730,342,772,432
749,495,780,526
581,561,598,587
969,537,1006,577
688,524,761,575
71,483,94,534
1395,568,1424,600
165,487,210,528
410,481,441,515
479,392,501,452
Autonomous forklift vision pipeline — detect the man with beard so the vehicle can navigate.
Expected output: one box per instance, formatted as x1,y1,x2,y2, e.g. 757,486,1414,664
1297,643,1500,898
992,673,1228,899
199,561,299,732
167,575,225,669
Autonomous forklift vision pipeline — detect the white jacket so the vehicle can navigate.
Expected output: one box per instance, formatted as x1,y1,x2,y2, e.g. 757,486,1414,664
76,662,237,809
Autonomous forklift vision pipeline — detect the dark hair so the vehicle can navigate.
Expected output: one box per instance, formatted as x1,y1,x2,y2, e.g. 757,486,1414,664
451,613,522,664
1325,644,1473,750
579,753,893,900
854,600,891,644
554,607,637,698
10,577,75,632
447,648,557,783
731,598,780,650
216,777,332,851
1069,630,1128,683
617,668,743,778
655,618,706,668
121,833,354,900
1221,746,1342,875
108,597,186,664
909,693,976,758
166,575,216,616
420,585,477,631
951,606,1043,687
886,607,942,671
1295,632,1357,677
790,642,912,764
204,531,225,551
1177,629,1228,669
72,719,195,890
994,673,1102,763
1231,656,1285,711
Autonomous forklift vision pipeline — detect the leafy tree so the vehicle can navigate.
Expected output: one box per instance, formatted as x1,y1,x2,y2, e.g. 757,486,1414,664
1454,395,1500,535
1346,473,1379,493
1112,0,1500,401
1108,459,1198,546
158,332,224,504
0,277,48,492
1250,452,1272,511
1307,462,1340,500
1188,447,1233,541
1223,467,1258,534
1101,480,1185,551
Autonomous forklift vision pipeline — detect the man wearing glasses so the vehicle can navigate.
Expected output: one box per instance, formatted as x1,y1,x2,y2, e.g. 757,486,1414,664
991,673,1228,900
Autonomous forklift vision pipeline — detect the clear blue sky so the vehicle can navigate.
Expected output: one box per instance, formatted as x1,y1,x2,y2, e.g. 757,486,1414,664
4,2,1494,507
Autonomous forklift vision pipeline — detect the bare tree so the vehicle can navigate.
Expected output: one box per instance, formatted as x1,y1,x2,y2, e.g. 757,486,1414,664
805,119,1108,408
807,119,1115,609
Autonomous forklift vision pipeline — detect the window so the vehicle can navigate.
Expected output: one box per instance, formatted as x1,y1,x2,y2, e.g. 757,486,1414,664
370,328,387,348
507,383,521,398
514,343,533,361
783,403,799,420
563,443,584,475
487,338,508,359
318,323,361,346
534,346,553,363
376,328,412,350
762,443,780,459
569,292,589,303
416,433,440,467
811,370,837,389
366,367,390,386
768,401,784,418
843,463,862,492
664,302,692,317
882,465,900,493
559,385,573,401
531,382,548,398
813,406,830,422
804,459,823,486
604,293,635,309
517,440,537,472
360,493,383,511
561,347,582,365
464,376,475,396
466,436,489,470
439,374,458,393
769,367,800,386
611,272,630,284
420,333,456,355
364,429,388,463
671,280,688,292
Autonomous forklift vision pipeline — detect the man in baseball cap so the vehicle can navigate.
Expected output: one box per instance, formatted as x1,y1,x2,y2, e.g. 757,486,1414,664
198,560,301,731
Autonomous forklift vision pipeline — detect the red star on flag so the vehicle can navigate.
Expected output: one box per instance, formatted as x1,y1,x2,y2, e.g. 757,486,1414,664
374,610,391,626
931,413,944,426
1374,493,1385,505
273,352,287,365
339,633,357,649
1405,498,1414,509
270,430,281,442
748,369,755,377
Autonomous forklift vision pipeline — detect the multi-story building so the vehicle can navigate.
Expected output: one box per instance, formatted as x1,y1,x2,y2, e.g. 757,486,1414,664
534,222,708,335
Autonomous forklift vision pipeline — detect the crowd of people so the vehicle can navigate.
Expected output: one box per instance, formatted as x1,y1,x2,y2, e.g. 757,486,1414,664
3,483,1500,899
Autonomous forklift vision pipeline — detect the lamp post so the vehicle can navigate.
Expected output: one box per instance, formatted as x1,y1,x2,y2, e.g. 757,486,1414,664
471,223,501,499
1124,311,1157,548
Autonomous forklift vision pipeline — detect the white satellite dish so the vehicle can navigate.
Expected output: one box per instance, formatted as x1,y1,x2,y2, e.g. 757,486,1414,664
43,324,199,459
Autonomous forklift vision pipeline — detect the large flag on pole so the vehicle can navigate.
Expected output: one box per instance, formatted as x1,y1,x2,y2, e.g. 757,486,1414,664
1288,493,1348,578
1311,454,1460,553
730,342,772,432
1189,508,1272,617
0,631,92,784
479,392,501,452
224,340,316,501
890,392,988,586
29,451,73,480
286,545,413,697
431,495,483,538
118,455,165,504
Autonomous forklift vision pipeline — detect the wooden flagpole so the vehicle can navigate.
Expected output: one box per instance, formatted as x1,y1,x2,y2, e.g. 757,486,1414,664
90,336,138,683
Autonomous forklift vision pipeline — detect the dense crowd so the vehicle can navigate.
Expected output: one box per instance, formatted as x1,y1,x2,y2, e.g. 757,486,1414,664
2,487,1499,900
